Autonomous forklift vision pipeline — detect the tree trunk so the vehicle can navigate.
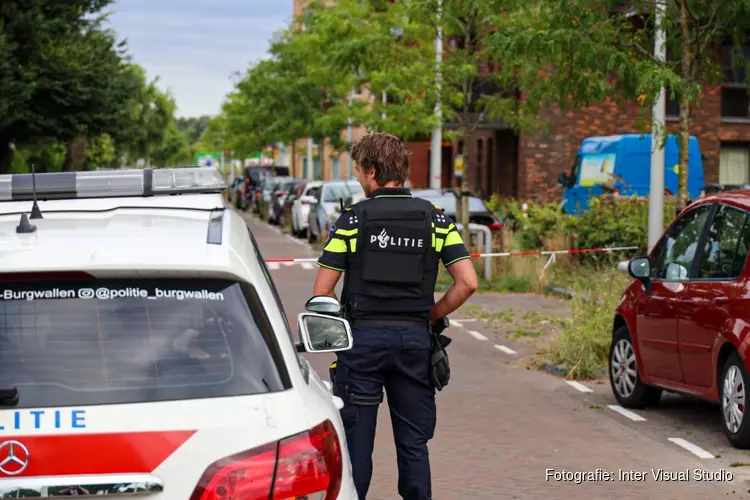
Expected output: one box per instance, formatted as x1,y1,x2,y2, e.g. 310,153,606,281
63,137,89,172
676,0,691,213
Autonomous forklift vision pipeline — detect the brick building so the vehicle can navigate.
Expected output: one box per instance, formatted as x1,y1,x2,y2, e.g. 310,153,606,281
290,0,750,202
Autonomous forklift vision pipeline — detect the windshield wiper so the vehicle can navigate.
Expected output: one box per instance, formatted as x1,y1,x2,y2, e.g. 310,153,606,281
0,387,19,407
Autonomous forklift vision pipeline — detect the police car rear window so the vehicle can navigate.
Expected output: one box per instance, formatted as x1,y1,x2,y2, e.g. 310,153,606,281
0,278,288,409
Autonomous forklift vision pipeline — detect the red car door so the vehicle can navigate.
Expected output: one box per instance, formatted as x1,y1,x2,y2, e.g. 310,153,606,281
678,203,750,387
635,203,713,383
636,281,684,382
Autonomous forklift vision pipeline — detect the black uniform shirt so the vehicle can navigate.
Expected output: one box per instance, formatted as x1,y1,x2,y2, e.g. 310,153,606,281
317,187,471,275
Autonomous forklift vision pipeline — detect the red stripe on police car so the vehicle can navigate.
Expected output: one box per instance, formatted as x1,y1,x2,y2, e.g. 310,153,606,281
0,430,196,477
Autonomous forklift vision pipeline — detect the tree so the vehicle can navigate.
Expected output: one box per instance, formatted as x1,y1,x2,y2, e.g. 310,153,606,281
177,115,212,145
0,0,140,173
485,0,750,211
293,0,511,241
208,0,438,179
421,0,512,242
297,0,437,141
112,65,184,167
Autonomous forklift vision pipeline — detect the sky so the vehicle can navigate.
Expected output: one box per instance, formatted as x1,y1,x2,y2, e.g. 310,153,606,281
105,0,292,118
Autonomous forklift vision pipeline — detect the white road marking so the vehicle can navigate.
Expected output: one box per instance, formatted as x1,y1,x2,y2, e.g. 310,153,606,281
286,235,307,246
449,320,463,328
494,344,516,355
301,262,314,270
267,262,280,270
282,261,295,267
451,318,478,322
565,381,593,393
668,438,715,459
467,330,488,341
607,404,646,422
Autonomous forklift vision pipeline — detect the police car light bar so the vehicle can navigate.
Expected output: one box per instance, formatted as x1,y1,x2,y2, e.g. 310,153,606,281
0,167,227,201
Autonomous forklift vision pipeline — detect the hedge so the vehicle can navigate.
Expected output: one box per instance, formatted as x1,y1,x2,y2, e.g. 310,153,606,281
487,195,678,266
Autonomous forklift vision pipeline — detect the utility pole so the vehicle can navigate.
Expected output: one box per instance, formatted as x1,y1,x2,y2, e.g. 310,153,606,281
429,0,443,189
648,0,667,249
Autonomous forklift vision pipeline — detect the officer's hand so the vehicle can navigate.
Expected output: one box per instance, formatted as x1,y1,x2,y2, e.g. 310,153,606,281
429,308,440,325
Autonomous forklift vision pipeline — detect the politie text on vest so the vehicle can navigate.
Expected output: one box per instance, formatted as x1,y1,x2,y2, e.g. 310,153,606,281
369,228,425,249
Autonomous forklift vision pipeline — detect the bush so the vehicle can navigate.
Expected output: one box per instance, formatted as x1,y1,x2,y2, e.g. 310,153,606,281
487,194,679,267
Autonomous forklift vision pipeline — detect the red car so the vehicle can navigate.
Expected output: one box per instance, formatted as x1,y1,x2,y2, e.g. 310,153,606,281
612,190,750,448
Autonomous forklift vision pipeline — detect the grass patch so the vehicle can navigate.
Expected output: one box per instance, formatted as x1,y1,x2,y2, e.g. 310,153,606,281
511,328,543,339
534,269,630,379
729,462,750,467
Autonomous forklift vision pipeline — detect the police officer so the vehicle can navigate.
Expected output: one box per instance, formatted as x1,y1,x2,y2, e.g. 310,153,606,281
312,132,478,500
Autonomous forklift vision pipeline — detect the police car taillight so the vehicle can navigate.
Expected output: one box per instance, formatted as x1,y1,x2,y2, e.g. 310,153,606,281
190,420,342,500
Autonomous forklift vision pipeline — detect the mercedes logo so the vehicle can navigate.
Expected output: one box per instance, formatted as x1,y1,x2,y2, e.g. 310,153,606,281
0,440,29,476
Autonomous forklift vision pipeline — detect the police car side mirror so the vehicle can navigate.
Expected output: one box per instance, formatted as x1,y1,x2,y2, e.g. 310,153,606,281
297,313,353,353
305,295,342,315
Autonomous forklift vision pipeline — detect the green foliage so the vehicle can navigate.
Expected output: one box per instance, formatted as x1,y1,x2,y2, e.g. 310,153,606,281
0,0,190,173
485,0,750,205
488,195,680,265
541,269,631,379
200,0,440,155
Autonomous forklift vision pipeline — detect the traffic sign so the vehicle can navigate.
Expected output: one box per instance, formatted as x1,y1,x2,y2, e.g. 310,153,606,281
195,152,222,168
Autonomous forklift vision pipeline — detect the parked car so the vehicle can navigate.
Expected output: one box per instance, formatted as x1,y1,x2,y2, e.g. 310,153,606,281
270,178,305,226
229,167,274,211
612,190,750,448
291,181,323,238
246,166,290,213
412,188,502,232
306,180,364,243
258,176,294,220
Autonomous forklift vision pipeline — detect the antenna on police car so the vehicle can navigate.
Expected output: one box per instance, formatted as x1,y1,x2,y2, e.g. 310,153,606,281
29,163,43,220
16,163,40,233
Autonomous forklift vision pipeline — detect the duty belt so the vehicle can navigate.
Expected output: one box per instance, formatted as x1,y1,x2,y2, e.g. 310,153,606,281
349,318,429,329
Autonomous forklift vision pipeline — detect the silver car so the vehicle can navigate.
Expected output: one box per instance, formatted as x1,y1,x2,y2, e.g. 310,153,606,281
306,180,364,243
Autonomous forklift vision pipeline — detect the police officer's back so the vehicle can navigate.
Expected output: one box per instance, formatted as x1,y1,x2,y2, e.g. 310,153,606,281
312,132,478,500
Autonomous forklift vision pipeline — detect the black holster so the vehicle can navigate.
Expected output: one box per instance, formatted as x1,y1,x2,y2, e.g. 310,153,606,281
329,361,337,387
430,318,452,391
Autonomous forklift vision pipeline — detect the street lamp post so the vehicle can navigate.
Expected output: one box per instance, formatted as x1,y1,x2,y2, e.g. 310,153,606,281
648,0,667,249
429,0,443,189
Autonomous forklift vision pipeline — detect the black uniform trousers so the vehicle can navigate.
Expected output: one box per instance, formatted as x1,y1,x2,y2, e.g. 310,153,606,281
335,323,436,500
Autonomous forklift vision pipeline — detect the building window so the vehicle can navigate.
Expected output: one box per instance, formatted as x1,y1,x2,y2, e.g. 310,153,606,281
666,92,680,118
721,44,750,120
720,144,750,185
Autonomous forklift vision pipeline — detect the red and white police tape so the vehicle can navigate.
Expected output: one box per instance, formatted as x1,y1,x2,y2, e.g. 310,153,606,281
264,244,647,263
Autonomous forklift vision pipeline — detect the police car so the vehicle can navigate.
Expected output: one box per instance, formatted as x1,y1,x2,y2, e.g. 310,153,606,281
0,167,357,498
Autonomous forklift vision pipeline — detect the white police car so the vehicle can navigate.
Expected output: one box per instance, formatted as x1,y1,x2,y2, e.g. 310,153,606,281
0,167,357,498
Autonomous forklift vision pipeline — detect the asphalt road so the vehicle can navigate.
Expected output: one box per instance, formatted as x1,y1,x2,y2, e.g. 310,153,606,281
244,211,750,499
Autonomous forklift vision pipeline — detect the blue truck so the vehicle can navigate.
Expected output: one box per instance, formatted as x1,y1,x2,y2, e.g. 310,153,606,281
558,134,706,214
